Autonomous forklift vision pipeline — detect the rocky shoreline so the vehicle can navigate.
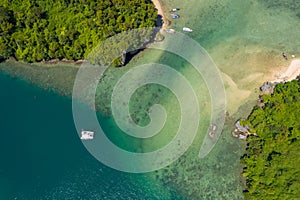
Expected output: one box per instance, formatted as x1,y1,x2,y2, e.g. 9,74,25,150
40,58,86,65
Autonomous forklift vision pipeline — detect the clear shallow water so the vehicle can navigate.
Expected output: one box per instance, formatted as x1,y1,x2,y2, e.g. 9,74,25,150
90,0,300,198
1,0,300,199
90,41,243,198
145,0,300,198
162,0,300,114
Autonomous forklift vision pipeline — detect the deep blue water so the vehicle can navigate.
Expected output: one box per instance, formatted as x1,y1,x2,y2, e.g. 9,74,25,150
0,72,180,200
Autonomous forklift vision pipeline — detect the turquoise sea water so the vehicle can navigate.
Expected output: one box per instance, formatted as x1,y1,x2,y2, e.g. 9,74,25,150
1,0,300,199
0,72,181,199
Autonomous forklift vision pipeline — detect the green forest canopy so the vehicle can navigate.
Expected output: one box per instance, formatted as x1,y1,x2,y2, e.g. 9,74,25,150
241,78,300,199
0,0,157,62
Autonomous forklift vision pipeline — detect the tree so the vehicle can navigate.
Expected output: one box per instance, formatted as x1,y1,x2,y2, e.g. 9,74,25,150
0,0,158,63
241,78,300,199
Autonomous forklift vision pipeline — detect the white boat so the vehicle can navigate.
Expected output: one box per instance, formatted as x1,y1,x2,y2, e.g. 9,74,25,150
170,8,180,12
182,27,193,32
80,130,94,140
165,28,175,34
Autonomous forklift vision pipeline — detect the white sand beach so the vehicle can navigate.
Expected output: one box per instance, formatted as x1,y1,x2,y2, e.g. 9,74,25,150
271,59,300,83
152,0,168,31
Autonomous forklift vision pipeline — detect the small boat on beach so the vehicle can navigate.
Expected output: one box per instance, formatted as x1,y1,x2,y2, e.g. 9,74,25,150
209,123,217,138
171,14,180,19
165,28,176,34
170,8,180,12
80,130,94,140
182,27,193,32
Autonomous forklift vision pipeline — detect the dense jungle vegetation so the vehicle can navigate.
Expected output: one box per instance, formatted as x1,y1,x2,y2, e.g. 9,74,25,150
241,77,300,199
0,0,157,62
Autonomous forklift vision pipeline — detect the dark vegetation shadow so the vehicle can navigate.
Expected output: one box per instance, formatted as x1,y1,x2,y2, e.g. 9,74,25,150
156,14,163,27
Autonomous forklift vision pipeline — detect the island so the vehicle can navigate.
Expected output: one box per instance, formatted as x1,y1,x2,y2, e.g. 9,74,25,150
0,0,158,64
240,77,300,199
1,0,300,199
